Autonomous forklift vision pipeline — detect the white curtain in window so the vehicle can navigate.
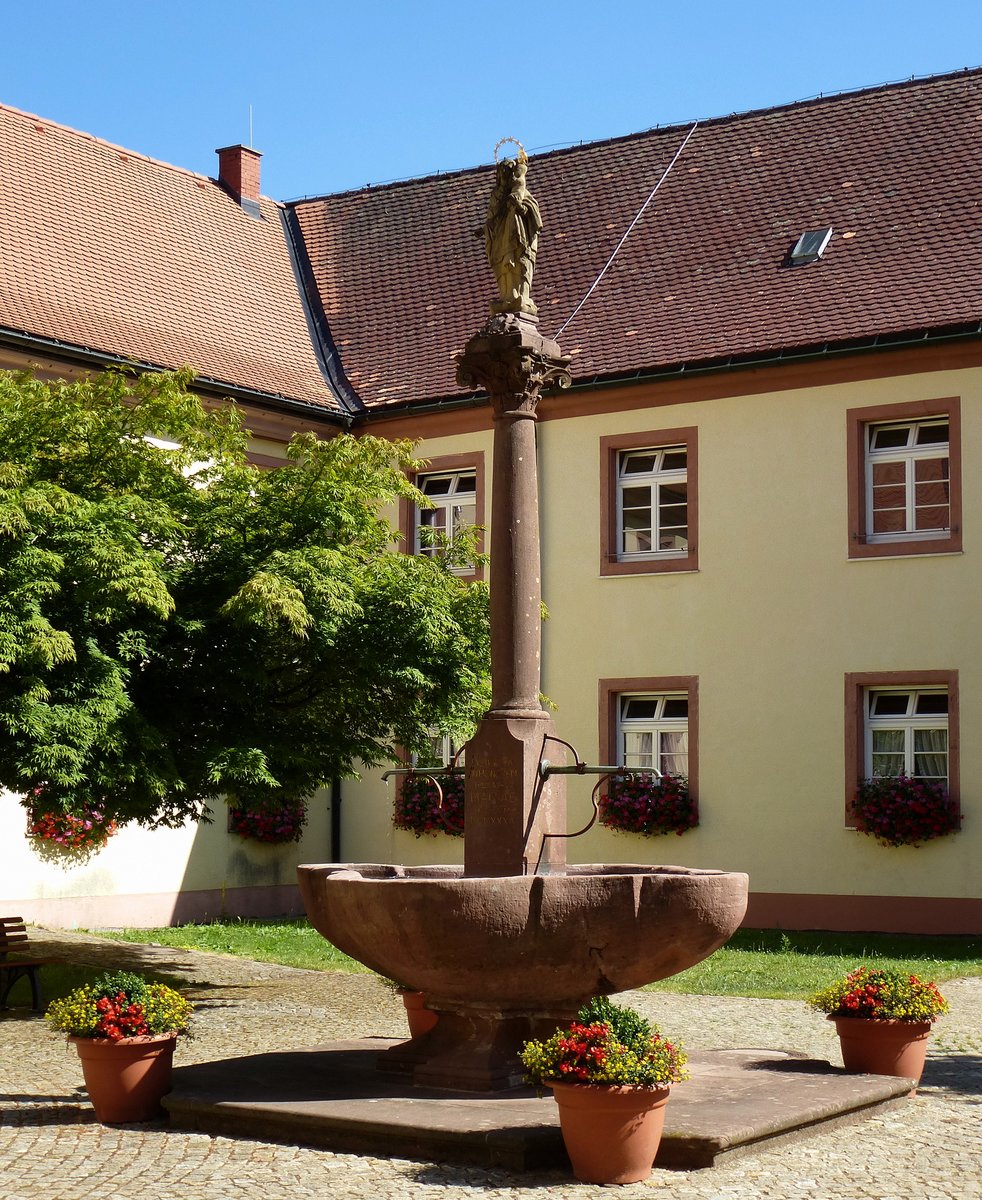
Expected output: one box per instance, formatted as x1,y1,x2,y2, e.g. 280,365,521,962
660,731,688,776
913,728,948,780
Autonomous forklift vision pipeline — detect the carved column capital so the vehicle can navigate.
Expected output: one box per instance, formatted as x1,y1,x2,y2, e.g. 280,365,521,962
456,313,571,416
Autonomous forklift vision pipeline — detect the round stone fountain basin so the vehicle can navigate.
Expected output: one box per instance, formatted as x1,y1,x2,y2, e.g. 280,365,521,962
298,863,748,1011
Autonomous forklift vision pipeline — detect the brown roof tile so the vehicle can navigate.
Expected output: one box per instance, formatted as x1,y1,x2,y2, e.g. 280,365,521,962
0,103,338,410
292,70,982,409
4,71,980,417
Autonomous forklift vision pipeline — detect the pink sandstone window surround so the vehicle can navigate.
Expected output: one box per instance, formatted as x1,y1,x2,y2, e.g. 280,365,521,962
399,451,485,582
844,670,959,828
600,428,698,576
847,398,961,559
599,676,699,812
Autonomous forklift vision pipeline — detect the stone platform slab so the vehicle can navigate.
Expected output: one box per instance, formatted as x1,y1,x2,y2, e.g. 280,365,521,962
164,1038,913,1171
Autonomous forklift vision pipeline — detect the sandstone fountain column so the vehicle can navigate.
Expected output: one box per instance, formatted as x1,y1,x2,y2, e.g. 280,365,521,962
296,146,749,1093
456,147,572,877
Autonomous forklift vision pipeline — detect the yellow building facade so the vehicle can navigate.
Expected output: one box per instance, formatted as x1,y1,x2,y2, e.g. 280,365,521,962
346,345,981,934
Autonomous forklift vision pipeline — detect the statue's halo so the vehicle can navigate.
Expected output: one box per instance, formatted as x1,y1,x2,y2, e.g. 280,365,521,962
493,137,526,164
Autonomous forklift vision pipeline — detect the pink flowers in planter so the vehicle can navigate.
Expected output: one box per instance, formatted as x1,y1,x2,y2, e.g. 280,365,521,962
598,773,696,837
27,801,118,853
393,773,465,838
228,800,307,844
852,775,960,847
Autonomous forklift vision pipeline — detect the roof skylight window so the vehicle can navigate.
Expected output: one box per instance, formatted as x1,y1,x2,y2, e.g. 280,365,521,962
790,227,833,265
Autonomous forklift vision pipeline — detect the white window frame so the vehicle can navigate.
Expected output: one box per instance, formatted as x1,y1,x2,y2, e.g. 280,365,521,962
865,418,950,544
864,687,948,783
618,692,689,776
410,730,465,771
616,446,688,561
414,469,477,573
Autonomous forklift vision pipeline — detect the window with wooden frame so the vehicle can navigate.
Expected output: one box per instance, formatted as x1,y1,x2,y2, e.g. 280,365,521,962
618,693,689,774
847,398,961,558
600,429,698,576
411,730,465,771
599,676,698,796
844,670,959,824
399,452,485,580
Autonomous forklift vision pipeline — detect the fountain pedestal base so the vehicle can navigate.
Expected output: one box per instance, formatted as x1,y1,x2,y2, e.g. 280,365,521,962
378,1006,574,1092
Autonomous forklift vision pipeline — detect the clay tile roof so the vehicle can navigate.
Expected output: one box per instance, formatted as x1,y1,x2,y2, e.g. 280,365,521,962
0,103,338,410
291,69,982,410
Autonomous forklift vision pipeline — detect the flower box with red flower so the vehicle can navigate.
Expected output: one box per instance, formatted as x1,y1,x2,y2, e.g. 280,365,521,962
852,775,959,847
228,799,308,844
25,790,118,854
393,772,465,838
598,772,696,837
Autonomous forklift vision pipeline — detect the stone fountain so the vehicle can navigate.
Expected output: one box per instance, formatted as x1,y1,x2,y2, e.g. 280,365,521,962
298,144,748,1092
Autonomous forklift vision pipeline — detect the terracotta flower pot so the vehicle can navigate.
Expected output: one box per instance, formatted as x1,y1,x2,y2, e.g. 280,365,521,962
831,1017,932,1091
548,1081,671,1184
400,990,438,1039
69,1033,178,1123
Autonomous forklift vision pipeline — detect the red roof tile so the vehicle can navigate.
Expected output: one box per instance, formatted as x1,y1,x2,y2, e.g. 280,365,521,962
0,103,338,410
292,70,982,409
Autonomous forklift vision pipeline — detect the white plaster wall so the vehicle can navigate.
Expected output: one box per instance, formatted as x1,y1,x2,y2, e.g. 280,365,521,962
0,788,333,927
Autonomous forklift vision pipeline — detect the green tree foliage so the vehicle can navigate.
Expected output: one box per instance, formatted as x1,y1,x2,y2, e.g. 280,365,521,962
0,368,490,827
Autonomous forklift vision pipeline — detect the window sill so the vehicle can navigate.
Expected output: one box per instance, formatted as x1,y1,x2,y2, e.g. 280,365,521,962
600,567,700,579
847,549,964,562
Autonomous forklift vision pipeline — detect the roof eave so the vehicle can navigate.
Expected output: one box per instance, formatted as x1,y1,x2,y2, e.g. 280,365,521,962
356,319,982,419
0,327,352,428
570,320,982,394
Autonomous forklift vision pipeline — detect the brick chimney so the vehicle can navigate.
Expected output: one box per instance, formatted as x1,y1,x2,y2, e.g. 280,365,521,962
216,144,262,218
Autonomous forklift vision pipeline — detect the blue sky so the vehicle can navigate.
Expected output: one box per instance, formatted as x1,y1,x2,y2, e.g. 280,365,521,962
5,1,980,200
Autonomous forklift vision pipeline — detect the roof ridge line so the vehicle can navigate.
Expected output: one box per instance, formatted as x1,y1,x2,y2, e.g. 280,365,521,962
286,64,982,206
524,64,982,163
0,99,276,199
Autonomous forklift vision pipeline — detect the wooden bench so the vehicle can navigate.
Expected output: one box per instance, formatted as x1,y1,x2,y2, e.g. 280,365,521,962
0,917,58,1011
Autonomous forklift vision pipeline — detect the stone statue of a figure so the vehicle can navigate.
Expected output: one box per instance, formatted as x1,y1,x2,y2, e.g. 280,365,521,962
480,151,542,316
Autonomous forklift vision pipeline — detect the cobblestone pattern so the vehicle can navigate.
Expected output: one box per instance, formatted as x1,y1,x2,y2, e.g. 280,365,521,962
1,927,980,1199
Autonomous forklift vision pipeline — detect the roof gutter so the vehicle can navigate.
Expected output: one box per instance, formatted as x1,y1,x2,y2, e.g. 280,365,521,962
565,319,982,395
358,319,982,419
0,327,352,428
7,318,979,428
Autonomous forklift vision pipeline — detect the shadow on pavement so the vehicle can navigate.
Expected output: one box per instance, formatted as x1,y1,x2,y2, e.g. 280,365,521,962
921,1052,982,1098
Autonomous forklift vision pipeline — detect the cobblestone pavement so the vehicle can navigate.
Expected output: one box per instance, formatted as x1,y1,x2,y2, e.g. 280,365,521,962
1,927,980,1199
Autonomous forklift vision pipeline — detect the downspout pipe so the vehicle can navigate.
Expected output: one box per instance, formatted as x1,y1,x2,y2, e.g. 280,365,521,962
330,779,343,863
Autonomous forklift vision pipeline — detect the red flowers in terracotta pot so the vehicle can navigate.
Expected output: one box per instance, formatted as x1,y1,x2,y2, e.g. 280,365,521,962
520,996,688,1185
808,967,949,1089
46,970,194,1123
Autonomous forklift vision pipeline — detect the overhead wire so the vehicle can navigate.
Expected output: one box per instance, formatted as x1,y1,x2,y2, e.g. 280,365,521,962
554,121,700,340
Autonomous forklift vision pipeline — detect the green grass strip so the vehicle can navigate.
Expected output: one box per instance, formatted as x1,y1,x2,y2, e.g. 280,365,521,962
82,921,982,1002
645,929,982,999
93,918,368,974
